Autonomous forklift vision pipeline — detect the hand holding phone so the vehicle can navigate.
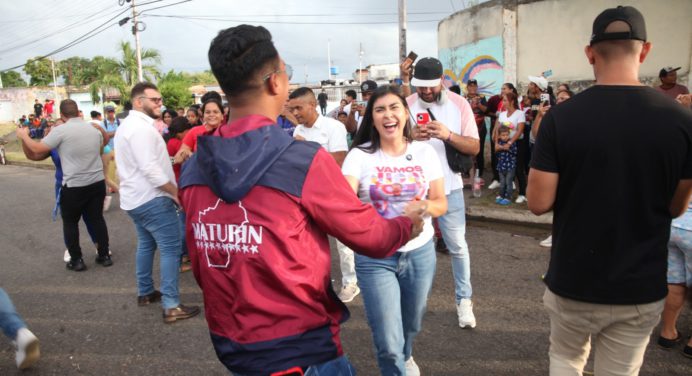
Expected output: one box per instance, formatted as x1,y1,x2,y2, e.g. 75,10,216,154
540,93,550,105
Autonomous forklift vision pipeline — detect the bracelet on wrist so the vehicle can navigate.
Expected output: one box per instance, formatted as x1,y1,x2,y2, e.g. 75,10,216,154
446,132,453,142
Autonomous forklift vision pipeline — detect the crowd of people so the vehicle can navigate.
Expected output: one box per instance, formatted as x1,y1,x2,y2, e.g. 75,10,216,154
0,4,691,376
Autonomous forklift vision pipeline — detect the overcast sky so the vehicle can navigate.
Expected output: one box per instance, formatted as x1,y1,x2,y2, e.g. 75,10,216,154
0,0,474,84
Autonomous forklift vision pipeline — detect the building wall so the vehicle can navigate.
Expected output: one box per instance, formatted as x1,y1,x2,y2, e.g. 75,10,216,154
516,0,692,86
0,87,67,123
437,0,692,94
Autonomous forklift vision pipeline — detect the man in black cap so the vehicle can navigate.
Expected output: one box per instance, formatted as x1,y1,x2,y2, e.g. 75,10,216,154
317,89,328,115
528,6,692,374
404,57,481,330
656,66,689,100
344,79,377,134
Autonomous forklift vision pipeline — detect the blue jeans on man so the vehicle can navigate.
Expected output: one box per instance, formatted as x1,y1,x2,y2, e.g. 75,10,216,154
355,239,435,374
126,196,181,309
233,355,356,376
0,288,26,340
437,189,472,303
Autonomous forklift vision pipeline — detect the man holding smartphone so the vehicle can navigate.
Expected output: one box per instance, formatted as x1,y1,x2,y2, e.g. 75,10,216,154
405,57,481,329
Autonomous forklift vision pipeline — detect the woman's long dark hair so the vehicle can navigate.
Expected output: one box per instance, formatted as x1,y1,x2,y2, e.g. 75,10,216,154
351,85,413,154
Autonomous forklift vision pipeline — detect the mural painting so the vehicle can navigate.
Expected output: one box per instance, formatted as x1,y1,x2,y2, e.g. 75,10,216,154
438,35,504,95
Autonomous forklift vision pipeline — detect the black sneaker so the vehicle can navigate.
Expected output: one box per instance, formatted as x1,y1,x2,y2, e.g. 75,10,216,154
95,255,113,267
66,258,87,272
657,332,683,349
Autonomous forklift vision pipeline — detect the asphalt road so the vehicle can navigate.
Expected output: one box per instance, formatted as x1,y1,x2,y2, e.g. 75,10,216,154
0,165,690,375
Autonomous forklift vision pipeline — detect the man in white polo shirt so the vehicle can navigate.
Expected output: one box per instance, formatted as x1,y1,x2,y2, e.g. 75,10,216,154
288,87,360,302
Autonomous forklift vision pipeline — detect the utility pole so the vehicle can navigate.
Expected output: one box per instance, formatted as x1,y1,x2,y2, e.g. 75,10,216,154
398,0,407,63
327,39,332,81
359,43,364,85
131,0,144,82
50,58,59,101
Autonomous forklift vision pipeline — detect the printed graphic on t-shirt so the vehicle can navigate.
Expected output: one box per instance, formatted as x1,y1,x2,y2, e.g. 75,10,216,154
369,165,427,218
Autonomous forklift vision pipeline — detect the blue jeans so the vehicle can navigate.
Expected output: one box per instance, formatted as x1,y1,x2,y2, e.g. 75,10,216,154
437,189,472,303
498,169,515,199
232,355,356,376
0,288,26,340
355,239,435,375
126,196,182,309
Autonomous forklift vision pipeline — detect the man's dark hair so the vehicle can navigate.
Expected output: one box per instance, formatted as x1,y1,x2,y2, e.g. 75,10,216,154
168,116,192,138
130,82,159,101
449,85,461,95
60,99,79,118
344,90,357,100
288,87,315,100
201,90,223,103
123,101,132,111
208,25,279,99
90,110,101,119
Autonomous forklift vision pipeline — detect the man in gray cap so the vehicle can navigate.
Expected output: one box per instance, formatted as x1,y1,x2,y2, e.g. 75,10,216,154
528,6,692,374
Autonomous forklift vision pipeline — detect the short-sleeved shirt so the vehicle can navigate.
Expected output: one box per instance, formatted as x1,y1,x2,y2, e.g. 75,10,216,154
497,110,526,140
167,137,183,183
407,91,480,195
672,204,692,232
496,140,517,172
101,118,120,149
342,141,443,252
182,125,214,152
531,85,692,305
655,84,689,100
42,118,104,187
293,115,348,153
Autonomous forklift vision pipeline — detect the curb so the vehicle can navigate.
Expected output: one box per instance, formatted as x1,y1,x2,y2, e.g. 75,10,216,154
7,160,55,170
466,204,553,227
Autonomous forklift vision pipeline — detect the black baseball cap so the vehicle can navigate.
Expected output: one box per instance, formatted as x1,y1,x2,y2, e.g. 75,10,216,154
411,57,443,87
466,79,478,86
360,80,377,93
659,66,680,78
590,6,646,46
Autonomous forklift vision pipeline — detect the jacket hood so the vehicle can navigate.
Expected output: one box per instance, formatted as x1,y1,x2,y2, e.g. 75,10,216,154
179,117,293,203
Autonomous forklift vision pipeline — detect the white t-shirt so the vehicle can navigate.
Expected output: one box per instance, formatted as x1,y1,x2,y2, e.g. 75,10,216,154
294,115,348,152
407,91,480,195
498,109,526,140
342,141,443,252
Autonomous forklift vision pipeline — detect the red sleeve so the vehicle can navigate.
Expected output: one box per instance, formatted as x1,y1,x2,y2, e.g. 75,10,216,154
167,138,181,157
301,149,413,258
182,126,200,149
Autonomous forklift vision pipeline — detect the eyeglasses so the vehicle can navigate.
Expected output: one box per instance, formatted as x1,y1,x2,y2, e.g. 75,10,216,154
263,64,293,82
139,96,163,104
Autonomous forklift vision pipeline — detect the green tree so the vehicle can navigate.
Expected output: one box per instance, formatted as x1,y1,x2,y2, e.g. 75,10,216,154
58,57,95,86
0,70,27,87
158,70,193,109
183,70,217,86
88,56,127,104
116,41,161,86
23,57,54,86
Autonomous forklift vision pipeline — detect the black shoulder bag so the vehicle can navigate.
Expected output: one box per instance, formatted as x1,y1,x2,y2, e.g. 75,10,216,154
426,109,473,174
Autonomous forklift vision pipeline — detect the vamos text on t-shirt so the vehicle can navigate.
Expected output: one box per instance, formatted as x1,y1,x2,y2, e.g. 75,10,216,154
342,141,443,252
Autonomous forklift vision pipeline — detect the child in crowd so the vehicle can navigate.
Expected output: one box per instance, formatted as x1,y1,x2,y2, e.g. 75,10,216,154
495,125,517,205
166,117,193,273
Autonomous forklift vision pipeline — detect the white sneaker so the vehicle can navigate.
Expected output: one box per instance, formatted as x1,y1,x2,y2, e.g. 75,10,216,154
338,284,360,303
14,328,40,369
488,180,500,189
515,195,527,204
103,195,112,212
457,299,476,328
63,249,70,263
405,356,420,376
539,235,552,248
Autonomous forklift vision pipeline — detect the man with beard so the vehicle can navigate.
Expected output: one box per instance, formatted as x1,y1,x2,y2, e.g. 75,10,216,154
403,57,481,328
115,82,200,324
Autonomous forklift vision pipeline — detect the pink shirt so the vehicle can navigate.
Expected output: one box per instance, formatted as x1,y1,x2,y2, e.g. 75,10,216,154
656,84,689,100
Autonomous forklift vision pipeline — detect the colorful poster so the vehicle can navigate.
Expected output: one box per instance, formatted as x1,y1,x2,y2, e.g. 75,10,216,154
439,35,504,95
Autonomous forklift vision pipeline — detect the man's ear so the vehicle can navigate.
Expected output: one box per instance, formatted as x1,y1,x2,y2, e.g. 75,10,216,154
639,42,652,63
266,73,282,96
584,45,595,65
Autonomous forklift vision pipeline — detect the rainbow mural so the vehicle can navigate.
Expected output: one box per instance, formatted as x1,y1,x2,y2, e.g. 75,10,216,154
439,36,504,95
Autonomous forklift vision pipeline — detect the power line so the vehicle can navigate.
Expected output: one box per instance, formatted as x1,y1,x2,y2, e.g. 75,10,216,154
143,14,441,25
140,11,450,17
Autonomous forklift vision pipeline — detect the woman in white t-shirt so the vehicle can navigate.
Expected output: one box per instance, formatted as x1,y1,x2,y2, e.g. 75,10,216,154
492,91,527,203
342,86,447,375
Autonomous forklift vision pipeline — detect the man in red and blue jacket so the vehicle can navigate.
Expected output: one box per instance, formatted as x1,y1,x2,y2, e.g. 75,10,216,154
179,25,423,376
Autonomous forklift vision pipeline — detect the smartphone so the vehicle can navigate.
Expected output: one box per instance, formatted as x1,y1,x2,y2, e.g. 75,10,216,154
406,51,418,63
416,112,430,126
357,100,367,107
540,93,550,105
542,69,553,78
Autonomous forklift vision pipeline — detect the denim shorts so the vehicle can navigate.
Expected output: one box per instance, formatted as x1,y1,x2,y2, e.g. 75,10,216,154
667,227,692,286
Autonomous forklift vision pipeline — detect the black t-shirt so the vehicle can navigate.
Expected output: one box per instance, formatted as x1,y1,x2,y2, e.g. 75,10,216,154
317,92,328,104
34,103,43,115
531,85,692,305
